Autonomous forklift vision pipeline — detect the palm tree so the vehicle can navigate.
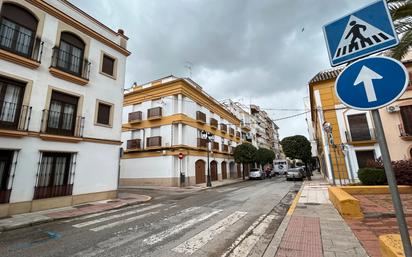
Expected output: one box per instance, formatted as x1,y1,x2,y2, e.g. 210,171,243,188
387,0,412,60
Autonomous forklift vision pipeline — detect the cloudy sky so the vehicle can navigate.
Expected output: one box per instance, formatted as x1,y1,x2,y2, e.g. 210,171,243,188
71,0,371,139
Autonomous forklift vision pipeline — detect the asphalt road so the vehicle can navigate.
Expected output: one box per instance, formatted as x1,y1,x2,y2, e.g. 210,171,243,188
0,177,301,257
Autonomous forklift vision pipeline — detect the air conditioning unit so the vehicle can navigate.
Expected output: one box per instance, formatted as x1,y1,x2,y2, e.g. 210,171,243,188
387,105,400,113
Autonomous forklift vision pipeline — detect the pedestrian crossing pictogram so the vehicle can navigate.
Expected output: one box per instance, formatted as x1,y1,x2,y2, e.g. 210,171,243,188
323,0,399,66
333,15,394,59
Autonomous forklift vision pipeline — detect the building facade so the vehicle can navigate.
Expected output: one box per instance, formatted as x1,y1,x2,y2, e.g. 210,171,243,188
120,76,245,187
308,59,412,184
0,0,129,217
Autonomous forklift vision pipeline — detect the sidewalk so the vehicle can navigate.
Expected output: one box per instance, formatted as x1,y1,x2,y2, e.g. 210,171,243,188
0,192,151,232
120,177,246,192
265,173,369,257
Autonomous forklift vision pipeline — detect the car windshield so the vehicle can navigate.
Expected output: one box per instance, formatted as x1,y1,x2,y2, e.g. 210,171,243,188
250,169,260,172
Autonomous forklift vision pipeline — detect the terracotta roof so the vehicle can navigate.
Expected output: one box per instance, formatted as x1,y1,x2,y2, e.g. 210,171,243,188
309,67,344,84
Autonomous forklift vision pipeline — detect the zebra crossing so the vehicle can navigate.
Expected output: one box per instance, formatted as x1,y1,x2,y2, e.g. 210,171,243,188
67,202,274,257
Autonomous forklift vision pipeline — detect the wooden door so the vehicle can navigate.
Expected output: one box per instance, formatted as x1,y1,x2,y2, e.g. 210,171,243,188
221,161,227,179
195,160,205,184
211,161,218,181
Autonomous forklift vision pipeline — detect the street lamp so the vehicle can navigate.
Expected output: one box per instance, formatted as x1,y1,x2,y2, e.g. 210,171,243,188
201,130,214,187
322,122,339,186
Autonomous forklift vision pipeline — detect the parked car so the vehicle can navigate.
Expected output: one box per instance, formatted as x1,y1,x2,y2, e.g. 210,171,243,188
249,168,265,180
286,167,305,181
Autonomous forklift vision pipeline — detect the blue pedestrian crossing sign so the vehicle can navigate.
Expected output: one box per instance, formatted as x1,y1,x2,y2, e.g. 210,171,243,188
335,56,409,110
323,0,399,67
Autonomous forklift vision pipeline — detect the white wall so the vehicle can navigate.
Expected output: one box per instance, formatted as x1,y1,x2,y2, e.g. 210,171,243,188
1,137,119,203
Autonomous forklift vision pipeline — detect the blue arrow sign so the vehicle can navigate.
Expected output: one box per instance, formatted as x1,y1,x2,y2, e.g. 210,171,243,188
323,0,399,66
335,56,409,110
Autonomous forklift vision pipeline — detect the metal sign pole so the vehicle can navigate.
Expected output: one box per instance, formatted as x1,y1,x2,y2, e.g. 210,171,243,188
371,109,412,256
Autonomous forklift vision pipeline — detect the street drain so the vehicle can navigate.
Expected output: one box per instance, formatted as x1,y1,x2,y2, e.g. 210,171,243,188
297,205,307,209
304,203,321,205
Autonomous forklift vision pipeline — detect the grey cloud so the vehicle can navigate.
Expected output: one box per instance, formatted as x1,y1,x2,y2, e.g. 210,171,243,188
70,0,371,138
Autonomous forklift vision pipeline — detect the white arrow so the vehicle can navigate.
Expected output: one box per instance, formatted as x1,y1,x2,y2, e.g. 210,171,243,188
354,65,383,102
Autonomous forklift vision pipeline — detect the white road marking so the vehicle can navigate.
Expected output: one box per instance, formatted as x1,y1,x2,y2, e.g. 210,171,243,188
143,209,222,245
63,204,148,223
227,214,276,257
90,211,159,232
72,204,163,228
221,214,266,257
173,211,247,254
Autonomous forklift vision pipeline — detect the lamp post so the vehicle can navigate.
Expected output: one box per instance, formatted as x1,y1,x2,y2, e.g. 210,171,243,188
322,122,337,186
201,130,214,187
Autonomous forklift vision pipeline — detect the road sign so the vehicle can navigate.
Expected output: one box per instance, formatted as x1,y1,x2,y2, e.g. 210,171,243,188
323,0,399,66
178,152,184,160
335,56,409,110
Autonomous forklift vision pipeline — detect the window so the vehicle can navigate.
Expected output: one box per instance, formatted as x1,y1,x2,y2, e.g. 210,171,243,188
101,54,115,76
46,91,78,136
0,3,38,57
355,150,375,169
96,102,111,126
56,32,85,75
400,105,412,135
347,114,371,141
34,152,74,199
0,150,13,203
0,77,24,129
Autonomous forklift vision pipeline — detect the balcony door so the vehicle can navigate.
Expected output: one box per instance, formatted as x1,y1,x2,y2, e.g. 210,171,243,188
348,114,371,141
355,150,375,169
0,78,24,129
0,3,38,57
57,32,85,75
47,91,78,136
400,105,412,136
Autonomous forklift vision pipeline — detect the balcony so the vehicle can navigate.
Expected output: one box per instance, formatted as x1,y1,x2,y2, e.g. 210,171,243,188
0,101,31,136
128,111,142,124
222,144,229,152
220,124,227,133
49,46,91,85
229,128,235,136
196,111,206,123
127,139,142,150
399,124,412,140
210,118,218,129
345,128,376,144
197,138,208,148
40,109,84,141
147,107,162,120
212,142,219,151
0,23,43,69
146,136,162,147
240,121,251,131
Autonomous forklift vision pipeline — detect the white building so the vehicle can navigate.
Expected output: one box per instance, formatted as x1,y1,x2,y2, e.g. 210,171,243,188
120,76,247,187
0,0,130,217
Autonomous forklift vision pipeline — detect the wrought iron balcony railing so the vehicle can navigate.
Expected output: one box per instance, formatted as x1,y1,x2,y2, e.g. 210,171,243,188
41,109,84,137
0,23,43,62
0,101,31,131
50,46,91,80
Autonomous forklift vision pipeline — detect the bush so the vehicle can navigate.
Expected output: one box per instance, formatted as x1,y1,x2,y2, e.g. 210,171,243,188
367,158,412,185
358,168,387,185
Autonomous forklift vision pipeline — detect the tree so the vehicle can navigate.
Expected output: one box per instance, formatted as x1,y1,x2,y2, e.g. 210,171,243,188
281,135,312,180
233,143,257,180
387,0,412,60
255,148,276,168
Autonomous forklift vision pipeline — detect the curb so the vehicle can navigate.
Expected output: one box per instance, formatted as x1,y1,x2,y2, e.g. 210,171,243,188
0,195,152,232
262,183,304,257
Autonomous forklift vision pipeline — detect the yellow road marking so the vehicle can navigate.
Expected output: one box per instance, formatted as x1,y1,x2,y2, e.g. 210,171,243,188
287,191,301,216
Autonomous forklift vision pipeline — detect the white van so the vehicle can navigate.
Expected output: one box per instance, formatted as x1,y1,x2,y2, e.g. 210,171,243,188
274,159,288,175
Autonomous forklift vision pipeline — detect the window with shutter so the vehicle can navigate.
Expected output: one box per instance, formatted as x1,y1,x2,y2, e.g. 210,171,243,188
97,102,111,125
401,105,412,135
102,54,115,76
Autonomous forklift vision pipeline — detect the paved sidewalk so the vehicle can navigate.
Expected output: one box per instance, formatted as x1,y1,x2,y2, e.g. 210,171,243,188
267,174,369,257
0,192,151,232
120,177,246,192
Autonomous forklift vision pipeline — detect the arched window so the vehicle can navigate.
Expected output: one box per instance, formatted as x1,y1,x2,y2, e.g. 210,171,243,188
56,32,85,75
0,3,38,56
